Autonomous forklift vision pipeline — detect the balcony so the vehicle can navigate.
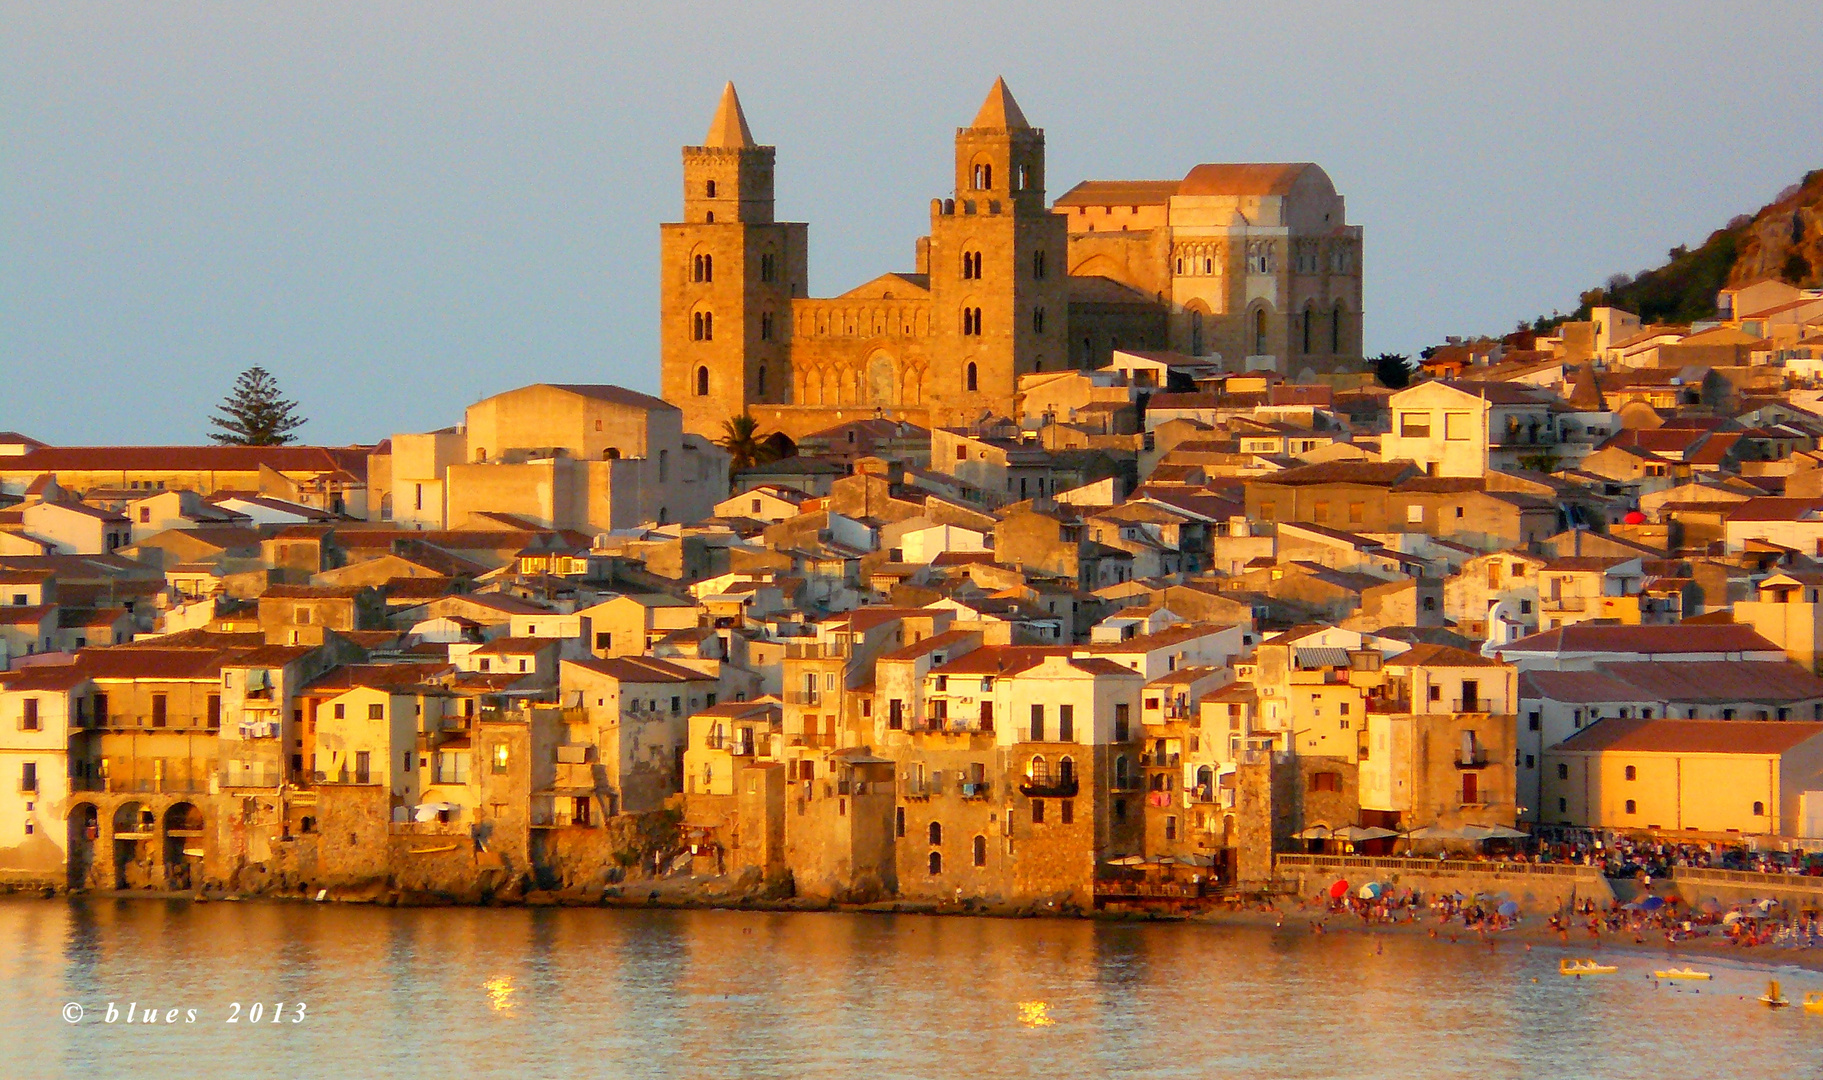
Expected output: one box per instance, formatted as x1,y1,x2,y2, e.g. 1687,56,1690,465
785,690,822,706
900,778,935,799
1163,703,1193,720
788,731,836,749
1018,776,1079,799
1543,596,1586,612
1141,752,1180,768
1015,727,1076,744
785,641,851,659
960,781,992,800
1455,751,1491,769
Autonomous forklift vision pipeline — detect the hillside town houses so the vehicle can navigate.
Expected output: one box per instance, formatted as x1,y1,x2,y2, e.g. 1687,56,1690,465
9,89,1823,907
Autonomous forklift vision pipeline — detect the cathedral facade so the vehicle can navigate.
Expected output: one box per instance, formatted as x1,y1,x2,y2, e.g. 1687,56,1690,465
660,80,1363,441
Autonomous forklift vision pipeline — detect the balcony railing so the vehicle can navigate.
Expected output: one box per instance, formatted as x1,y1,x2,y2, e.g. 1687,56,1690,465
1455,751,1491,769
785,690,822,706
1141,752,1180,768
1543,596,1586,612
1018,776,1079,798
960,781,992,799
1016,727,1077,744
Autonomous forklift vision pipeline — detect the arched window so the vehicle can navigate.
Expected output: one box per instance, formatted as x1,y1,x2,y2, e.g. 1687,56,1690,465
966,362,978,392
1014,164,1029,191
1175,258,1183,274
603,447,620,460
1624,799,1637,814
1032,250,1046,279
1624,765,1636,780
1029,755,1049,785
1059,756,1075,785
962,251,981,279
1032,307,1045,334
973,835,987,866
1253,308,1268,355
705,211,714,223
1115,755,1132,788
928,851,942,875
694,311,713,341
1332,303,1345,354
695,366,709,396
658,449,669,483
702,254,712,283
1753,800,1765,815
756,365,767,397
928,821,942,846
1190,308,1205,356
1196,765,1213,791
972,163,992,190
705,180,716,198
1302,306,1314,354
657,506,668,525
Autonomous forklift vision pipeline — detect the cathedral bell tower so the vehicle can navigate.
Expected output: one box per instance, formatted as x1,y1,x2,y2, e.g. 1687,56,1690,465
926,78,1069,428
661,83,806,440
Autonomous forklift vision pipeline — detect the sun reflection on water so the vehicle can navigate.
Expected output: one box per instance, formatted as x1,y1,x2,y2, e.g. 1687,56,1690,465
485,975,518,1013
1017,1001,1054,1027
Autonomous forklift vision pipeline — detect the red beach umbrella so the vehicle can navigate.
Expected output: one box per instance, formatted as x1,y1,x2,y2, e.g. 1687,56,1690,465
1328,878,1350,900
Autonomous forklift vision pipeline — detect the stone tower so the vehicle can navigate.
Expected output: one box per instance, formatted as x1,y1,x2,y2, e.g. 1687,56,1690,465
925,78,1069,428
660,83,807,440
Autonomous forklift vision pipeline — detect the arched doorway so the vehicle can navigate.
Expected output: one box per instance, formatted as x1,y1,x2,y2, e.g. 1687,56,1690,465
111,802,152,889
163,802,205,890
867,352,897,407
67,803,99,890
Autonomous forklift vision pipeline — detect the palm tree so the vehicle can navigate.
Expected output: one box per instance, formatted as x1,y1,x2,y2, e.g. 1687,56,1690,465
718,413,774,473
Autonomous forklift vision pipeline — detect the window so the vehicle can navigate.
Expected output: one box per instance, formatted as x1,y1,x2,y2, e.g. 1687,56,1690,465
1558,797,1567,813
492,743,509,774
1348,502,1364,524
1462,772,1479,803
355,751,371,785
1753,801,1765,816
973,835,987,866
962,308,982,336
368,703,384,720
1032,307,1045,334
760,252,776,282
693,310,713,341
928,851,942,875
1032,798,1045,824
1309,771,1341,793
705,180,716,198
1444,412,1472,441
1572,709,1583,729
696,366,709,396
1060,799,1073,824
435,752,469,784
895,807,905,837
1312,500,1330,522
1114,703,1130,742
21,699,38,731
1399,412,1432,438
1331,304,1344,353
1165,815,1178,841
971,162,991,190
1624,765,1636,781
692,253,713,283
334,703,345,720
1624,799,1636,814
966,362,978,391
928,821,942,846
1032,250,1046,279
21,762,37,793
961,250,982,279
151,694,167,728
1528,712,1540,731
1058,705,1074,742
207,695,221,729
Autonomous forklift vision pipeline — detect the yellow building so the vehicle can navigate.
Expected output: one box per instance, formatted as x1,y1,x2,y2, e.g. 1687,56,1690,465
1544,718,1823,837
662,80,1363,441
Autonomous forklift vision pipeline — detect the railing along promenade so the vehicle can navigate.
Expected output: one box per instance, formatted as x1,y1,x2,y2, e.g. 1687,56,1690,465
1276,854,1602,880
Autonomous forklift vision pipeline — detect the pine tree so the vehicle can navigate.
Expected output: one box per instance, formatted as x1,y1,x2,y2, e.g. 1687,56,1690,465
208,367,306,445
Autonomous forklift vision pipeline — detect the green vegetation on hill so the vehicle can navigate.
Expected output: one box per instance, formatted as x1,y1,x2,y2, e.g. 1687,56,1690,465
1527,168,1822,333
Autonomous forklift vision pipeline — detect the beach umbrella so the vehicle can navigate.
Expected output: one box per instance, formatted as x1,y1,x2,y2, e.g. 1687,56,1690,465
1498,901,1519,917
1107,854,1146,866
1337,826,1399,842
1295,825,1333,840
1723,911,1744,925
1328,879,1351,900
1639,895,1666,912
1358,882,1385,900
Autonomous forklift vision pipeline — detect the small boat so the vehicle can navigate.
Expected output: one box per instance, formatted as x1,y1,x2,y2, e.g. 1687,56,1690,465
410,843,461,855
1760,980,1791,1008
1802,991,1823,1015
1652,967,1712,981
1560,958,1618,976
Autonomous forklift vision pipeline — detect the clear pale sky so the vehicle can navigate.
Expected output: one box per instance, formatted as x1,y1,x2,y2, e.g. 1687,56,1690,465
4,4,1819,446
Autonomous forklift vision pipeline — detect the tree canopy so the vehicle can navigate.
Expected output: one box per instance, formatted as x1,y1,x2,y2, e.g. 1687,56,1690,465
208,366,307,445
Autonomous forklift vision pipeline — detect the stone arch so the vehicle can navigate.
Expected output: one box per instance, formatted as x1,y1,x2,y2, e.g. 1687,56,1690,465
1331,300,1348,354
1184,299,1210,356
866,351,898,407
111,801,153,889
1248,302,1274,356
902,364,926,406
1301,301,1317,354
695,365,710,397
163,802,206,890
1071,254,1122,278
67,802,99,890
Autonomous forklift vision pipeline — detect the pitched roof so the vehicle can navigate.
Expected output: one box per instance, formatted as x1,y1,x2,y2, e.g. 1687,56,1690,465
563,655,712,683
1554,717,1823,756
1392,643,1509,668
1053,180,1181,208
1501,623,1780,656
702,81,756,148
0,444,369,480
970,76,1030,130
1178,162,1321,197
541,384,676,412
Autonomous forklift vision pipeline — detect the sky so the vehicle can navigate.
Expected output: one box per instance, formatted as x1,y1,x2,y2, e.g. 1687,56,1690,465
4,3,1820,446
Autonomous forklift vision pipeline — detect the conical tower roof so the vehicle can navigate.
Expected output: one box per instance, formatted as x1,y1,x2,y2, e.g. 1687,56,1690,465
703,82,756,148
970,77,1031,130
1569,361,1607,411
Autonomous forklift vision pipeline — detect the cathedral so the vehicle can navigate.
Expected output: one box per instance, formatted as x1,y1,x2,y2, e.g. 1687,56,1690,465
660,79,1364,441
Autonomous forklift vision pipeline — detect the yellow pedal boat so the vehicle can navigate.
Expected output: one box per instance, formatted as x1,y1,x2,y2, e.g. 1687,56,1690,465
1652,967,1712,981
1560,958,1618,976
1802,991,1823,1015
1761,979,1791,1008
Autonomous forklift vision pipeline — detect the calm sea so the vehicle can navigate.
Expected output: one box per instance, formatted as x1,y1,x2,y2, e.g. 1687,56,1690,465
1,897,1815,1079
